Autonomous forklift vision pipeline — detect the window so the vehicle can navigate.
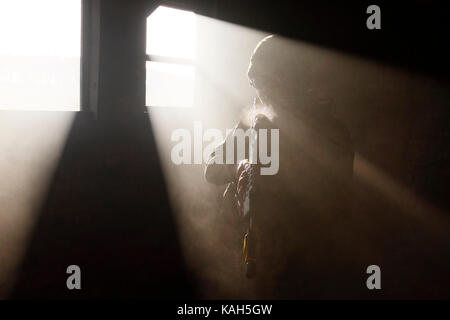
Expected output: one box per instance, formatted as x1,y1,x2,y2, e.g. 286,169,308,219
0,0,81,111
146,5,196,108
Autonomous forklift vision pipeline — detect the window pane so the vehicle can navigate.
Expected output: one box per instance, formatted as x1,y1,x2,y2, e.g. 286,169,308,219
0,0,81,111
146,61,195,108
146,6,196,59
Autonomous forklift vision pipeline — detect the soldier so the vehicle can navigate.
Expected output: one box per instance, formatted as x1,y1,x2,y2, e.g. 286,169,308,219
205,35,354,296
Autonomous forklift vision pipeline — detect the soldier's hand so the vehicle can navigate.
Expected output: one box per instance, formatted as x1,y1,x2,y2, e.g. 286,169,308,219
236,159,251,217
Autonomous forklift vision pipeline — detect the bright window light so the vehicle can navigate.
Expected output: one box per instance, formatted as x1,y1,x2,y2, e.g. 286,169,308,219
146,6,196,59
0,0,81,111
146,61,195,108
146,6,196,108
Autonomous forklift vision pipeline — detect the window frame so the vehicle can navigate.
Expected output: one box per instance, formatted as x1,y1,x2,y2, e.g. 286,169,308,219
0,0,100,116
145,2,198,109
81,0,101,117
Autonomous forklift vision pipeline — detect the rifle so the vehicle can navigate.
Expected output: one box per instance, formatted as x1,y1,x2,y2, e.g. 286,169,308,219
241,98,259,278
214,98,261,278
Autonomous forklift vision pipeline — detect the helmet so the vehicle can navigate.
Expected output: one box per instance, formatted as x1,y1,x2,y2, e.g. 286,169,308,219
247,34,335,112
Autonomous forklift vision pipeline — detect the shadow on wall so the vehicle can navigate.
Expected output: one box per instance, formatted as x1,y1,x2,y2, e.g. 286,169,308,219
9,112,196,299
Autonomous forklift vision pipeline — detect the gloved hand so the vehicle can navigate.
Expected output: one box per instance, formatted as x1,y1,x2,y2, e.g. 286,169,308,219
236,159,252,218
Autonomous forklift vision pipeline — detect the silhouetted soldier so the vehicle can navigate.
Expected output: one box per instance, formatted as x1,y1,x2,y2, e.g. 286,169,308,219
205,35,354,298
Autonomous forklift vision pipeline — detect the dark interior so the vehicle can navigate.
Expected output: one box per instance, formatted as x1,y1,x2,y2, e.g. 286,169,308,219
1,0,449,299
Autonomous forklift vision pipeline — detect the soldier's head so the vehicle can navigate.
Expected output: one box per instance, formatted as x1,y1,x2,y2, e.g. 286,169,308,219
247,35,334,116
